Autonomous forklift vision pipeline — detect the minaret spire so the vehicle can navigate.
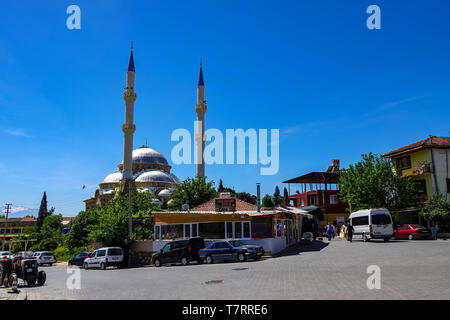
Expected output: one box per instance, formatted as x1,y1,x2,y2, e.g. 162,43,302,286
122,43,137,182
195,59,207,178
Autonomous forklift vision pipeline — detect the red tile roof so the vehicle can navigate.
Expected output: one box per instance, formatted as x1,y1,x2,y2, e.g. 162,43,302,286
191,195,257,212
383,136,450,157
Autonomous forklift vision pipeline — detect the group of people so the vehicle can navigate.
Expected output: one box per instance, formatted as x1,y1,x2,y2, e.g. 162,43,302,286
324,222,354,242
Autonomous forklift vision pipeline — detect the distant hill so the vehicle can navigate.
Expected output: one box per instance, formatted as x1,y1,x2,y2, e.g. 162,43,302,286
2,205,38,217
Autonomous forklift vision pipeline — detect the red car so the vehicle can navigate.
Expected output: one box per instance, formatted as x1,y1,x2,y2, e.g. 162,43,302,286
394,224,432,240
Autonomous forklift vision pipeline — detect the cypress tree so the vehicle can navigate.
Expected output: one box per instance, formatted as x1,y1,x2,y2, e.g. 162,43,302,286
283,187,289,205
37,192,48,229
273,186,281,206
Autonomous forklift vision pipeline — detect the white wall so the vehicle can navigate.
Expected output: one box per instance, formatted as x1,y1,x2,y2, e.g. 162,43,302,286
431,148,450,198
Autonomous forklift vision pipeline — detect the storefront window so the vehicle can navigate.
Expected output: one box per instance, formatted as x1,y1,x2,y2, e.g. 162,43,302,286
161,224,183,240
199,222,225,239
154,225,161,240
226,222,233,239
243,222,250,238
252,217,272,238
184,224,191,238
235,222,242,238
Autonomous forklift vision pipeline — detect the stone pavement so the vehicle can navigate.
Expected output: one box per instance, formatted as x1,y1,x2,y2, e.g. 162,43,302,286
25,238,450,300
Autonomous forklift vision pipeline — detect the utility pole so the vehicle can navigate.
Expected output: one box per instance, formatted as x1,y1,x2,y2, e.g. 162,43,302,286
2,203,12,251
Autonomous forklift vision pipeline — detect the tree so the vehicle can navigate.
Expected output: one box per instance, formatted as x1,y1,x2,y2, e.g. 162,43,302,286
420,194,450,224
339,153,420,212
89,191,159,247
66,208,100,249
37,192,48,229
39,214,64,251
218,179,224,193
273,186,281,206
262,194,274,208
168,176,217,210
283,187,289,206
235,192,257,205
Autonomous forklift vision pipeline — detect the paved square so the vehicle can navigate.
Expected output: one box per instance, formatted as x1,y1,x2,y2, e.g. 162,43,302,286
25,238,450,300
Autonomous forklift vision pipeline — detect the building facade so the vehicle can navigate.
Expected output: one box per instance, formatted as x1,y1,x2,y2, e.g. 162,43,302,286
153,193,311,255
383,135,450,224
282,159,349,227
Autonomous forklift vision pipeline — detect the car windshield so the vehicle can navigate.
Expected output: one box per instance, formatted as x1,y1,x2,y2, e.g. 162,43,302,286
42,252,53,256
0,252,10,255
412,225,426,229
371,214,391,225
230,240,245,247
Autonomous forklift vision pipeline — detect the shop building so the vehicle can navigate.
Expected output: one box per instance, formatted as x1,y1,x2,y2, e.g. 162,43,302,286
153,193,311,255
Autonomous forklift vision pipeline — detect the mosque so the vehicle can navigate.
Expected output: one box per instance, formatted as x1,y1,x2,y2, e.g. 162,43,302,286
84,44,207,210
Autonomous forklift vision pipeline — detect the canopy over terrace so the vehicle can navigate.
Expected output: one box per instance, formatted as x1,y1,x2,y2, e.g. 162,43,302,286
282,171,340,194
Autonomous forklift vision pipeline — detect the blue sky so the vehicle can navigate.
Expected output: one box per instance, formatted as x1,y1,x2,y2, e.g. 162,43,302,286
1,0,449,216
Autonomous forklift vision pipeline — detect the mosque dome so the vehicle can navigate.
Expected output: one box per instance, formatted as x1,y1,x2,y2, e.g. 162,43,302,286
135,170,177,184
101,171,123,184
158,189,172,197
132,146,168,166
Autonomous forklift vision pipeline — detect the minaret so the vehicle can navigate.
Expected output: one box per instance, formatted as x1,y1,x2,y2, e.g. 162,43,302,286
194,59,207,178
122,42,137,188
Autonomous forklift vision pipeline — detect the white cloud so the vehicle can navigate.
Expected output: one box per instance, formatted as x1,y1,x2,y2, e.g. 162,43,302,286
5,128,31,138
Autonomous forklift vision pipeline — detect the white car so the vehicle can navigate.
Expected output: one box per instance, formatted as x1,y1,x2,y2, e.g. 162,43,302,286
0,251,13,259
33,251,56,266
83,247,124,270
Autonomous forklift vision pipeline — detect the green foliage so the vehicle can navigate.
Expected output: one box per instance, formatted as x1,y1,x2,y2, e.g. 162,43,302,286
262,194,274,208
37,192,54,229
89,191,159,247
420,194,450,223
168,176,217,210
66,209,100,249
273,186,281,206
39,214,64,251
339,153,420,212
11,227,38,252
53,246,71,261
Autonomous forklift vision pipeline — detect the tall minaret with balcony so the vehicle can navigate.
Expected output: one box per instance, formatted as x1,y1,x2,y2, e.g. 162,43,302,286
195,60,207,178
122,43,137,189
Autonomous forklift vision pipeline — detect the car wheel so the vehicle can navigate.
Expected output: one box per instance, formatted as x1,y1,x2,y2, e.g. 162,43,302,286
237,253,246,262
37,271,46,286
255,256,261,260
100,262,106,270
49,263,53,266
205,255,213,264
181,256,188,266
408,234,414,240
154,258,161,267
83,262,89,270
362,233,367,242
197,259,203,264
384,238,389,242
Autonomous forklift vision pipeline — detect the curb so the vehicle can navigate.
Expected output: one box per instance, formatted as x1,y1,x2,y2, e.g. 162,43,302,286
7,289,27,300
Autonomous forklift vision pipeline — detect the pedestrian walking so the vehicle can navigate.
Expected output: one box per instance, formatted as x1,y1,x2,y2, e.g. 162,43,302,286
326,223,333,241
346,223,354,243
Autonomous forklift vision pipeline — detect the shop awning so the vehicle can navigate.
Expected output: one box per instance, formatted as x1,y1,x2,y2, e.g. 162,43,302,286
276,206,313,218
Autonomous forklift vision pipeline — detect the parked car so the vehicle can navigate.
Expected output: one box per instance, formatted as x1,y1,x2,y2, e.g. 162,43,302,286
199,240,256,264
83,247,124,270
349,208,394,242
228,240,265,260
0,251,13,259
394,224,433,240
15,251,34,259
68,252,91,267
152,237,205,267
33,251,56,266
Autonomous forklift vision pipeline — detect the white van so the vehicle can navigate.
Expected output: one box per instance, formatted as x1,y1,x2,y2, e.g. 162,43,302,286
83,247,124,270
349,208,394,242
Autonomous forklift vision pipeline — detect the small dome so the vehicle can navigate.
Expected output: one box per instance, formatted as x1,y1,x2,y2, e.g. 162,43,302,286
158,189,172,197
132,146,168,166
135,170,176,183
101,171,122,184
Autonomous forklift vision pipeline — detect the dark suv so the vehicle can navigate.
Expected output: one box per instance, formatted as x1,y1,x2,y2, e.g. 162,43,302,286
152,237,205,267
